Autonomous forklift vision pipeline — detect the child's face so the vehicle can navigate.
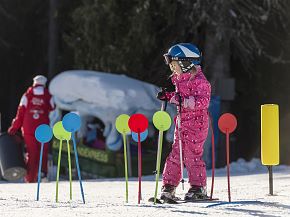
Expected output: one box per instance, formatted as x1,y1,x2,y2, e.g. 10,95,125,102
169,61,183,75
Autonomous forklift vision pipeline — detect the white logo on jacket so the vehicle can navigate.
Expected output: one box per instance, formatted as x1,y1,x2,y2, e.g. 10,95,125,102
31,97,44,106
30,109,44,120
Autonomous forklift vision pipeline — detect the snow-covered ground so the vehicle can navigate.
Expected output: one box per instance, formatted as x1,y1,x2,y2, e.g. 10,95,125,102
1,158,290,216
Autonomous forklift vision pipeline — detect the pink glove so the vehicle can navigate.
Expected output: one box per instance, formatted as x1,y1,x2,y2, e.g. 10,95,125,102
170,93,182,105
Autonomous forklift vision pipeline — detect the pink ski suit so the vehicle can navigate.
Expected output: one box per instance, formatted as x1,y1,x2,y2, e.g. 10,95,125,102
162,67,211,187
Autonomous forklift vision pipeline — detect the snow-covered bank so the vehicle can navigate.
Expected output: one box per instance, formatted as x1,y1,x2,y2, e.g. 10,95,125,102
49,70,176,151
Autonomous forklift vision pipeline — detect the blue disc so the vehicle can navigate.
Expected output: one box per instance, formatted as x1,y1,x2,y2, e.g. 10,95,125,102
35,124,53,143
132,129,148,142
63,112,81,133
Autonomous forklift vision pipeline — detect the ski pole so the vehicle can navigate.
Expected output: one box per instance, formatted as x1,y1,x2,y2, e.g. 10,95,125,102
176,93,184,190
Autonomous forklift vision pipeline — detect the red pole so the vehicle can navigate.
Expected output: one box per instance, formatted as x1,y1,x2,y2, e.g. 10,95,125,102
209,115,215,199
226,129,231,202
138,131,142,204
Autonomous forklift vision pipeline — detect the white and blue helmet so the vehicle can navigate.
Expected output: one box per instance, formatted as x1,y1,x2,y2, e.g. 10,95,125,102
164,43,201,73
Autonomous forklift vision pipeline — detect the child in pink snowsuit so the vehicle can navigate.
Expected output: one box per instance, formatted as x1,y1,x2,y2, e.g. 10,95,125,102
157,43,211,201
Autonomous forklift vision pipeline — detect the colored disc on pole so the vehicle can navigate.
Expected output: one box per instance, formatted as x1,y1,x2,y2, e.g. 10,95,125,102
53,121,71,140
115,114,131,135
128,114,148,133
218,113,237,134
63,112,81,133
152,111,171,131
132,129,148,142
35,124,53,143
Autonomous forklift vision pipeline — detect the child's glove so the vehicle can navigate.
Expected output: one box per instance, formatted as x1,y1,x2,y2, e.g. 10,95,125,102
170,93,182,105
156,88,168,101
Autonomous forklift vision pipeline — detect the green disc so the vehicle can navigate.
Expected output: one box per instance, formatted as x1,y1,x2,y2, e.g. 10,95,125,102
115,114,131,134
53,121,71,140
152,111,171,131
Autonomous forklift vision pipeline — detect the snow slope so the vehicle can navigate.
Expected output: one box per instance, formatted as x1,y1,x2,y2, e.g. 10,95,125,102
1,158,290,216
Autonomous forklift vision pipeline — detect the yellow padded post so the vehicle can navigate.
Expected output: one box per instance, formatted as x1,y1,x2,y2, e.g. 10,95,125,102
261,104,279,166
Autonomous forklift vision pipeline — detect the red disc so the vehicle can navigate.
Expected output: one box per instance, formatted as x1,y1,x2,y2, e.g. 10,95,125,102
218,113,237,134
128,114,148,133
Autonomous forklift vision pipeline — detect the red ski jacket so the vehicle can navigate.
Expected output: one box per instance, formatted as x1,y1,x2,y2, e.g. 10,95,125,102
9,85,55,136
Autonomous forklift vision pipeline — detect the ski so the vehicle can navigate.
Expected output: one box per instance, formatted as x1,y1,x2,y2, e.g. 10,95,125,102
148,196,219,204
182,197,219,203
148,197,181,204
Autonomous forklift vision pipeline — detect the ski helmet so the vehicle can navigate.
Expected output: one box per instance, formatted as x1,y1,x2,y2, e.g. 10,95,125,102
163,43,201,73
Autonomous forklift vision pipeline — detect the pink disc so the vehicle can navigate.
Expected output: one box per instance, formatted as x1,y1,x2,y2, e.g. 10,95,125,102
128,114,148,133
218,113,237,134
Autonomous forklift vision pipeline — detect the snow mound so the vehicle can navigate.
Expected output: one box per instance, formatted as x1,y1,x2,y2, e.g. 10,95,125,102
49,70,175,151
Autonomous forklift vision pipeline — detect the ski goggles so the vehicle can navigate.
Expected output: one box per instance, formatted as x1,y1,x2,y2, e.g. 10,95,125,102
163,54,171,65
163,54,201,65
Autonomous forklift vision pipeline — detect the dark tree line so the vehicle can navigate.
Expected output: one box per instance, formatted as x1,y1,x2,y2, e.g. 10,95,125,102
0,0,49,129
1,0,290,164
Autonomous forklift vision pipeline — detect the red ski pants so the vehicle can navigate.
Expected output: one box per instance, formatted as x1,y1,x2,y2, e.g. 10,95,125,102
23,134,49,183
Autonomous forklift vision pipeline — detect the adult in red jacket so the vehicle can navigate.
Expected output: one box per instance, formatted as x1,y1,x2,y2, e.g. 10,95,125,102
8,75,55,183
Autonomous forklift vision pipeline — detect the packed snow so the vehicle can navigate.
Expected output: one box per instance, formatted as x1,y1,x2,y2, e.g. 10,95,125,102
49,70,176,151
1,158,290,216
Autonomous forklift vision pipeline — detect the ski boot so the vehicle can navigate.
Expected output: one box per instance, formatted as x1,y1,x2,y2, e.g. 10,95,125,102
160,184,176,201
184,185,208,201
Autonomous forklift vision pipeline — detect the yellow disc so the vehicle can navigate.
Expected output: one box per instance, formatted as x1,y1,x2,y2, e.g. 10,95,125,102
152,111,171,131
53,121,71,140
115,114,131,134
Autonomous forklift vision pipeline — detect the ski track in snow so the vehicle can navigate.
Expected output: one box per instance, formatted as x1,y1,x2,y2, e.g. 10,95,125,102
1,168,290,217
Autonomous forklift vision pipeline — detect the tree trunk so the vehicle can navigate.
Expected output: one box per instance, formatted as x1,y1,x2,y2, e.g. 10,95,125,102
203,25,232,167
48,0,58,80
203,29,231,94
